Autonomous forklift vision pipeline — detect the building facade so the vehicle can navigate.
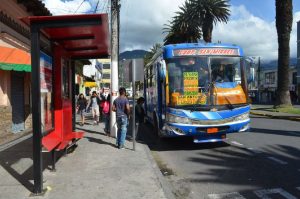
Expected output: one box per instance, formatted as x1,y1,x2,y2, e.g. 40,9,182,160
0,0,50,145
98,58,111,88
258,65,297,103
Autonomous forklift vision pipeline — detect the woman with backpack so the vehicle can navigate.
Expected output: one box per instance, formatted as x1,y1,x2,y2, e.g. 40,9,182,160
102,93,111,135
76,93,87,126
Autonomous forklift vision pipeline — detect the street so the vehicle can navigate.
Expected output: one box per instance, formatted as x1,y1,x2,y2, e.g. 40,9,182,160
137,116,300,199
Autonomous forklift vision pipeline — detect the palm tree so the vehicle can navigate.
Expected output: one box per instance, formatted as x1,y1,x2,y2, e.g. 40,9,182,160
163,0,230,44
275,0,293,107
163,0,202,45
144,43,163,65
190,0,230,43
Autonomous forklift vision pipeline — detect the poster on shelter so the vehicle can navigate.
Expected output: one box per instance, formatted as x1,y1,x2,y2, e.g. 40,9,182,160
40,52,53,134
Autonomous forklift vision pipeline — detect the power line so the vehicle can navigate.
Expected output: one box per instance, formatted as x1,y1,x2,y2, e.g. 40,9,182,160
94,0,100,13
74,0,86,14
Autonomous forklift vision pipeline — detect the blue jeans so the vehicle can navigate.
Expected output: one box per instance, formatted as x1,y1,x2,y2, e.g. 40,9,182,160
116,116,128,147
104,113,110,133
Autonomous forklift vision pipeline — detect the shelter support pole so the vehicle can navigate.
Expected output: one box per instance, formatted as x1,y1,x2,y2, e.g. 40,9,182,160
110,0,120,138
31,24,44,194
71,60,76,131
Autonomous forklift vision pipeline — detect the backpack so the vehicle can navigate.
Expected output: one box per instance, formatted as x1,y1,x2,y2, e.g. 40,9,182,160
103,101,110,114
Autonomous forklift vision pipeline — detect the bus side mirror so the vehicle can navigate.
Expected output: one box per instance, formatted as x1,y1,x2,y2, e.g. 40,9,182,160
159,60,166,79
248,67,255,83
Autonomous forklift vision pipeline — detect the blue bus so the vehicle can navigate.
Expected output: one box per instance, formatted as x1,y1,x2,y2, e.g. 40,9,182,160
144,43,250,143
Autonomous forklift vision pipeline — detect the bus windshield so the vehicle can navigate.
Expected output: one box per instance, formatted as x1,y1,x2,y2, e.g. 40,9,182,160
166,56,246,110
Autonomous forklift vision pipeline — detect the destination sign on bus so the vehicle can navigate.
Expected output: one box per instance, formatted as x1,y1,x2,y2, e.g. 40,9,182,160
173,48,239,56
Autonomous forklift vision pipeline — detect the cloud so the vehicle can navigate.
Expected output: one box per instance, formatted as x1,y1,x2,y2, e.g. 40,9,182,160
213,5,300,61
120,0,185,52
121,2,299,61
43,1,300,61
43,0,93,15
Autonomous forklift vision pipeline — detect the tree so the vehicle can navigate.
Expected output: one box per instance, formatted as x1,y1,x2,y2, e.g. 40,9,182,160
163,0,202,45
275,0,293,107
191,0,230,43
144,43,163,66
163,0,230,44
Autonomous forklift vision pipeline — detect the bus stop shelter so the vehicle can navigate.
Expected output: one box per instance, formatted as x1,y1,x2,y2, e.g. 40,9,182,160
21,14,110,194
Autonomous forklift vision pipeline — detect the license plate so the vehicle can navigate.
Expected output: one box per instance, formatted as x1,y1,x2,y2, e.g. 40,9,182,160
207,128,218,134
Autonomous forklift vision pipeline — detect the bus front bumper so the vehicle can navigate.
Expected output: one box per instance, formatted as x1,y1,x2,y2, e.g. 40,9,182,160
161,119,250,140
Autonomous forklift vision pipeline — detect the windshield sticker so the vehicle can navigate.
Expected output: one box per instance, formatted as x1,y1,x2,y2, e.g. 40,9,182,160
174,94,207,105
173,48,239,56
183,72,198,96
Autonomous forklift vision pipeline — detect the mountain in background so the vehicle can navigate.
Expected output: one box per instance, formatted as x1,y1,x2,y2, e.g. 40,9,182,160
261,58,297,70
119,50,149,60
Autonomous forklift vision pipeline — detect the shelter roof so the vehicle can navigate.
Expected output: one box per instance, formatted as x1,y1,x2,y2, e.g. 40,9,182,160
21,14,110,59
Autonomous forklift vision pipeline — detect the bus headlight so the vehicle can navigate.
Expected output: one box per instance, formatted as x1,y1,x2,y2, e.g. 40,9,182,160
166,113,191,124
233,113,249,121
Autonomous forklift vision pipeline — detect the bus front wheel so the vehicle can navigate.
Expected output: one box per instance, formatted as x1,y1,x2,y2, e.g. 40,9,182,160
153,114,160,137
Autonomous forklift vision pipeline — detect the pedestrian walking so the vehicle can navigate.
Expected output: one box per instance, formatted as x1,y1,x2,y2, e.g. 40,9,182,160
76,93,87,126
135,97,145,124
112,87,130,149
102,93,111,135
87,91,101,125
99,88,105,121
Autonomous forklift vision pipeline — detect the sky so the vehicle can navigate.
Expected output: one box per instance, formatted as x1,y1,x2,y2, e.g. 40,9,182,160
43,0,300,61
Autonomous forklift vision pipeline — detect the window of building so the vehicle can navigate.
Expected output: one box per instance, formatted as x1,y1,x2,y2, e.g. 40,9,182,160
103,64,110,69
265,72,275,84
102,73,110,79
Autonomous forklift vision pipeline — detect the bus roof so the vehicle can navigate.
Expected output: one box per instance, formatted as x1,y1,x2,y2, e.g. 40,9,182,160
163,43,244,59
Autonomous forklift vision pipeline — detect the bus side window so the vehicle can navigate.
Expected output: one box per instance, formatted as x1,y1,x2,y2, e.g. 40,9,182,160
147,68,151,88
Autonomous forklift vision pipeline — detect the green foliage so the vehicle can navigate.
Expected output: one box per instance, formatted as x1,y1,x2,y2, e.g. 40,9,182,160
163,0,230,44
144,43,163,66
272,107,300,115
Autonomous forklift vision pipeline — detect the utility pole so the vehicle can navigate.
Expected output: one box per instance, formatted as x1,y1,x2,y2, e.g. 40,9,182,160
110,0,120,138
257,56,261,103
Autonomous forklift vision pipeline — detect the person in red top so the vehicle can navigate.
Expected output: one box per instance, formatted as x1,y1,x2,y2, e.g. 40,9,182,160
102,93,111,135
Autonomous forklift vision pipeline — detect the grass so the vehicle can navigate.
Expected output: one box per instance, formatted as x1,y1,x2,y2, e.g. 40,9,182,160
270,107,300,115
251,105,300,115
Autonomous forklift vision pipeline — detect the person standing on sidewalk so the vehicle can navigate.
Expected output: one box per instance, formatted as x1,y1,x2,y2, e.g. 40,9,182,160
87,91,101,125
102,93,111,135
112,87,130,149
76,93,87,126
99,88,105,122
135,97,145,124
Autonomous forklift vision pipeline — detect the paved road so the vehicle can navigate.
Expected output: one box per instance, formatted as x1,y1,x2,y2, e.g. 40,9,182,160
137,116,300,199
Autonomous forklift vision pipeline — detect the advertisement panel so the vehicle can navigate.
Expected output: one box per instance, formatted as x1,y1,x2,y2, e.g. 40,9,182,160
40,52,53,134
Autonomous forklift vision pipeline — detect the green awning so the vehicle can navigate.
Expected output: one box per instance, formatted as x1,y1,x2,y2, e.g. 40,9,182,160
0,62,31,72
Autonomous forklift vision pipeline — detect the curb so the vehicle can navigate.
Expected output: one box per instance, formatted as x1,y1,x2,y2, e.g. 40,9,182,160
142,144,176,199
250,111,300,122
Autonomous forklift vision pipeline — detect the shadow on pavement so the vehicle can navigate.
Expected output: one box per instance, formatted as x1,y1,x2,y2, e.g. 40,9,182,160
250,128,300,137
184,144,300,196
0,137,63,192
84,136,117,148
134,122,231,152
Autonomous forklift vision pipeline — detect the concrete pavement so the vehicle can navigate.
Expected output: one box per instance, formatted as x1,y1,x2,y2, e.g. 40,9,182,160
0,115,173,199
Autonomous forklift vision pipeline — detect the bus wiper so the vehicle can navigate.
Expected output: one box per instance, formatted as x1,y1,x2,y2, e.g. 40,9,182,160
224,95,234,110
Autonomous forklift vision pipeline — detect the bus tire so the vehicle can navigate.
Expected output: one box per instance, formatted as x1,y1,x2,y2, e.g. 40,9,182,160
153,113,159,137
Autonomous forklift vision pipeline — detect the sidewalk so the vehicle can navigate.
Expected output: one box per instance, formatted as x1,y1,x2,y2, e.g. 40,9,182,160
0,115,173,199
250,104,300,121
